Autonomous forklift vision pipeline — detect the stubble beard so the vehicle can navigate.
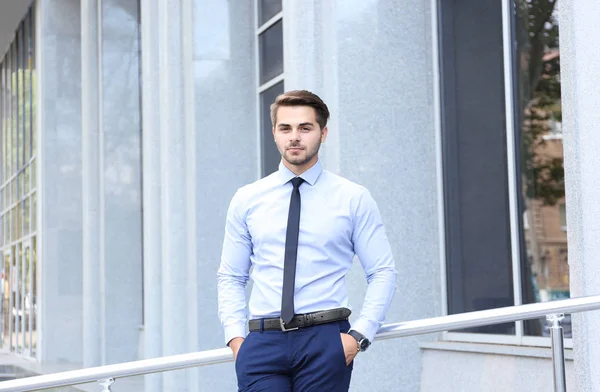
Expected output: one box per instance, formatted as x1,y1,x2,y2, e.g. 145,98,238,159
283,142,321,167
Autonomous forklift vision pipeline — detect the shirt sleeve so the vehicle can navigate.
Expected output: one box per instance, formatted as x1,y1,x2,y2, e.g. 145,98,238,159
349,188,398,343
217,189,253,346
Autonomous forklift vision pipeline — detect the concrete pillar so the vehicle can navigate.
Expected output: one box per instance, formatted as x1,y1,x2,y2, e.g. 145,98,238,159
81,0,143,367
282,1,440,391
192,0,256,388
99,0,144,366
140,0,198,389
282,0,341,172
139,0,162,389
37,0,84,365
559,2,600,392
81,0,102,367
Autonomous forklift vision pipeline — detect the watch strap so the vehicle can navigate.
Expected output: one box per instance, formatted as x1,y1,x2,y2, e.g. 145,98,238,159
347,330,371,352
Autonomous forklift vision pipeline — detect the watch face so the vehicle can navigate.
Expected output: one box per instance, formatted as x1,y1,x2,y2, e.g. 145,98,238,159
349,331,370,351
360,339,370,350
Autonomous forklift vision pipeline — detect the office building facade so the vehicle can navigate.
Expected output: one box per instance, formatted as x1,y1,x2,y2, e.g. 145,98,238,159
0,0,598,390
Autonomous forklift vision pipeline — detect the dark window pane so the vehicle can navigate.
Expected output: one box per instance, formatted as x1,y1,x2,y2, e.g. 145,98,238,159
259,20,283,85
1,64,5,184
31,236,36,355
29,7,37,159
31,8,36,158
440,0,515,335
260,81,284,177
19,26,25,170
24,13,31,163
258,0,282,27
11,44,16,177
513,0,568,338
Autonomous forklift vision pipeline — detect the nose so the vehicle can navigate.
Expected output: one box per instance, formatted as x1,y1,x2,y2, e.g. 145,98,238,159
289,128,301,141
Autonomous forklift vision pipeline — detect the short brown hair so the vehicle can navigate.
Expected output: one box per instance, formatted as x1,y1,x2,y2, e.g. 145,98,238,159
270,90,330,130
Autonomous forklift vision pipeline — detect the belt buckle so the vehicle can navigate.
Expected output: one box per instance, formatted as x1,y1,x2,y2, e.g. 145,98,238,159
280,318,299,332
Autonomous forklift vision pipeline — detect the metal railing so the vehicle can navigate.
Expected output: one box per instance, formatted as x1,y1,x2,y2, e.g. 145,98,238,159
1,294,599,392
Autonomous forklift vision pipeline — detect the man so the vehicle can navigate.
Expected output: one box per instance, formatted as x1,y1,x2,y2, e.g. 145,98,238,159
217,90,397,391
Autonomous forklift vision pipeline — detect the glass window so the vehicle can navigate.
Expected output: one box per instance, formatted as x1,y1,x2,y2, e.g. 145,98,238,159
3,251,15,347
559,204,566,230
31,192,36,233
4,215,8,245
24,166,29,196
439,0,568,341
259,20,283,85
15,243,21,353
260,81,284,176
24,16,31,164
256,0,284,178
0,5,36,355
23,198,29,235
23,246,30,350
12,43,17,176
10,45,15,177
439,0,515,335
1,64,4,184
18,28,25,171
514,0,567,337
31,159,35,193
258,0,282,27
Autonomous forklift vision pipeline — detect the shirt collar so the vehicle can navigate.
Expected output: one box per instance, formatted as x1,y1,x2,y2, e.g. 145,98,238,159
278,159,323,186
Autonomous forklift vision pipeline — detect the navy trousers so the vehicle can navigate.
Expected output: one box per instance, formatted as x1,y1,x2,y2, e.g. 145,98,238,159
235,320,353,391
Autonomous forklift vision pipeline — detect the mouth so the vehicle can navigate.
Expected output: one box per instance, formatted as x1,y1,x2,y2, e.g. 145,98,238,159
287,147,304,152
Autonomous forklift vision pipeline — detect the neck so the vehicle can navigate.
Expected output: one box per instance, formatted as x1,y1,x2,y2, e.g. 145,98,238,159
283,156,319,176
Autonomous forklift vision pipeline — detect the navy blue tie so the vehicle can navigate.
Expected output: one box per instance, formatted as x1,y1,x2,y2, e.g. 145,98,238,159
281,177,305,324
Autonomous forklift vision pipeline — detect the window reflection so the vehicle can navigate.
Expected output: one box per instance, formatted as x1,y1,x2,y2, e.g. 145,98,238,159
2,253,9,348
0,8,37,355
257,1,284,178
258,0,281,26
260,82,284,176
259,20,284,85
514,0,568,337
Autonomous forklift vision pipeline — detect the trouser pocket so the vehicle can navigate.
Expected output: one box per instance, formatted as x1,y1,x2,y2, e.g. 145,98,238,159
332,320,351,368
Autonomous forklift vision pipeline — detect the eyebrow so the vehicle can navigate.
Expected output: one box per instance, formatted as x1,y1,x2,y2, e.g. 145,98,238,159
278,122,314,128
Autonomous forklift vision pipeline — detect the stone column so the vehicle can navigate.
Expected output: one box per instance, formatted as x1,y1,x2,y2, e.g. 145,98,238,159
191,0,256,388
38,0,84,365
99,0,144,365
81,0,102,368
81,0,144,367
283,1,440,391
140,0,198,390
282,0,341,172
139,0,162,389
559,2,600,391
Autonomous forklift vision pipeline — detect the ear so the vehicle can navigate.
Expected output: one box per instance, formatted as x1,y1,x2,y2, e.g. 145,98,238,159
320,126,329,143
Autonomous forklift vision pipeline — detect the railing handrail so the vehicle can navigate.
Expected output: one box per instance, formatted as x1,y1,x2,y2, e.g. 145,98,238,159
1,294,599,391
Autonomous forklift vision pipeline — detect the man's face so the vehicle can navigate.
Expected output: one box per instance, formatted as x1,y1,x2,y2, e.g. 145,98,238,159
273,106,328,173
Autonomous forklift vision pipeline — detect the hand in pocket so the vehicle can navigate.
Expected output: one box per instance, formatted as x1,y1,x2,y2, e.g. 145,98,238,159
229,337,245,361
339,333,359,366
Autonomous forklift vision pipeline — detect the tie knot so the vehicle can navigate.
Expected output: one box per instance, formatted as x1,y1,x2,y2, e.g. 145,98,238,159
291,177,304,189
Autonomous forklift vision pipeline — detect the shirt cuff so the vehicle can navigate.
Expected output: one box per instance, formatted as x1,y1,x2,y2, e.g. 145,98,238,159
224,322,247,346
349,318,380,343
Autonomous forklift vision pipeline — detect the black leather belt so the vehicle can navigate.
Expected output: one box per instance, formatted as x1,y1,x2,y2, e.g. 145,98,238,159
249,308,351,332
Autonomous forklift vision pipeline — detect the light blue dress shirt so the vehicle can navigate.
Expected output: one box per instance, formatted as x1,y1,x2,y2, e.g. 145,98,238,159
217,160,397,345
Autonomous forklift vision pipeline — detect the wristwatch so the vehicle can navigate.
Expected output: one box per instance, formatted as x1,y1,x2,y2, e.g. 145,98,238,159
347,330,371,352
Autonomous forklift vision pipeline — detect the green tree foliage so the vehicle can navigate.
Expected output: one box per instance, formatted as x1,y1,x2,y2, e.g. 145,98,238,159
516,0,564,206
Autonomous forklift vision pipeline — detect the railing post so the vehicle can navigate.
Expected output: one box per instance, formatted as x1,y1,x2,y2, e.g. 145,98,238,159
98,378,114,392
547,314,567,392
